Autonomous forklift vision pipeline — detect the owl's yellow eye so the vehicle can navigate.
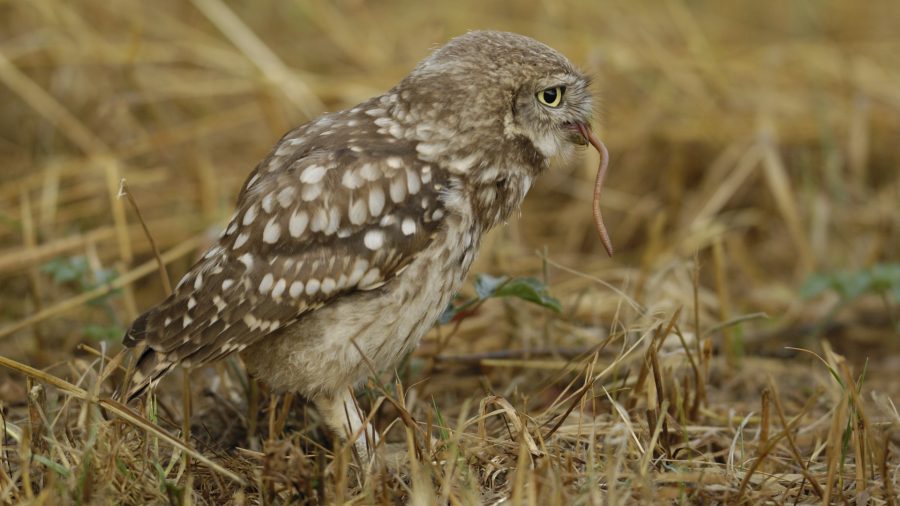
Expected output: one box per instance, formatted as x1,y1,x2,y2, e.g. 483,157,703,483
537,86,565,107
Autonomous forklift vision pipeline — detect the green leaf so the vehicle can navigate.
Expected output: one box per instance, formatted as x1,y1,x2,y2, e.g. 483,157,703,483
86,287,122,307
493,276,562,312
870,263,900,294
801,263,900,301
440,274,562,326
474,273,509,299
83,324,124,342
839,270,872,299
439,303,458,325
41,256,88,285
473,274,562,312
800,273,833,299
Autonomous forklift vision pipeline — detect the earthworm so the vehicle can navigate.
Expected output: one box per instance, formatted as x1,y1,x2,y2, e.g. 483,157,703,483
576,122,614,257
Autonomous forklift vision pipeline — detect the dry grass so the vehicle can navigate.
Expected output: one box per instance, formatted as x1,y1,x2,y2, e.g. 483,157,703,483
0,0,898,504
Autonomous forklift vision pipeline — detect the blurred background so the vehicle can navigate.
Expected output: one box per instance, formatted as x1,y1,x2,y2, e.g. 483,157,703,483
0,0,898,502
2,0,896,375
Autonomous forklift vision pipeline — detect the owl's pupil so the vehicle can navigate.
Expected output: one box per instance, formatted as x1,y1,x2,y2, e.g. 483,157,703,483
543,89,557,102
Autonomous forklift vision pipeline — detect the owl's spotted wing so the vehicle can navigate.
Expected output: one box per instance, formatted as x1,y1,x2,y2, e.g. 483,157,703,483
124,120,447,397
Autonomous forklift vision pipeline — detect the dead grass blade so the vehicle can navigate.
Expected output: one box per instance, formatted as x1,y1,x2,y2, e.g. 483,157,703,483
0,235,205,341
0,354,246,486
478,396,542,458
188,0,324,118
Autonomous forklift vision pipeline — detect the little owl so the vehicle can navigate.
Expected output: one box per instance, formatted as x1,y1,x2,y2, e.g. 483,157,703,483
123,30,611,458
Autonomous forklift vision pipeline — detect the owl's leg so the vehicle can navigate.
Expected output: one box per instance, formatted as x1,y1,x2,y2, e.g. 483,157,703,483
315,388,376,461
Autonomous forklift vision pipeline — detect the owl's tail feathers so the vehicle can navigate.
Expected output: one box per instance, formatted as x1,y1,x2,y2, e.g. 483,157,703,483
121,309,176,402
125,347,176,401
122,307,151,348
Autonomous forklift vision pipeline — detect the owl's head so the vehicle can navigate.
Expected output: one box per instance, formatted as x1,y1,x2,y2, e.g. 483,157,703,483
401,30,594,161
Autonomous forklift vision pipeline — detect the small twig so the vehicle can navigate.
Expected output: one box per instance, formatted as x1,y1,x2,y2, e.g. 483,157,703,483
118,179,172,294
432,346,598,365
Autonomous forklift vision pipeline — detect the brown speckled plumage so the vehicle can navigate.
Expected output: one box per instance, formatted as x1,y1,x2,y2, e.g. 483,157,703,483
124,30,597,456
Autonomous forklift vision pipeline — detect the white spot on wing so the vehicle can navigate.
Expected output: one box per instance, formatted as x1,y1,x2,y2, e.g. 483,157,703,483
402,218,416,236
289,210,308,237
243,205,258,225
300,165,326,184
271,278,286,298
277,186,296,207
289,281,304,298
310,208,328,232
349,198,367,225
368,186,385,216
301,183,322,201
389,176,406,203
406,169,421,194
364,229,384,250
263,218,281,243
234,232,249,249
321,277,336,294
326,207,341,235
259,273,274,294
359,268,382,288
305,278,320,295
342,170,363,189
222,279,234,290
348,258,369,285
359,163,380,181
262,192,275,213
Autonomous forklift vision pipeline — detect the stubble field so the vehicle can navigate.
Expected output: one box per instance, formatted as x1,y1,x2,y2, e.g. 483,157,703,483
0,1,898,504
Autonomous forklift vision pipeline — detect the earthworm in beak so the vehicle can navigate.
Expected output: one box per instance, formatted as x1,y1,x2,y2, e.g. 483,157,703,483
575,122,614,257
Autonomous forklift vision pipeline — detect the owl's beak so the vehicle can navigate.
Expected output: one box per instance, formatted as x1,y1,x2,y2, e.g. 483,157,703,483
572,122,614,258
564,122,590,146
